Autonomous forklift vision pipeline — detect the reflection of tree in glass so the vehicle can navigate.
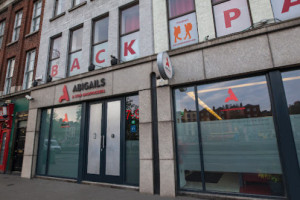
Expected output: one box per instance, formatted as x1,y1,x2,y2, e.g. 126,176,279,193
126,96,139,140
289,101,300,114
52,49,60,58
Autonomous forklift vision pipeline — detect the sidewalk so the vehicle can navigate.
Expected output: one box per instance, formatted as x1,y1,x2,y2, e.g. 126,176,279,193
0,174,202,200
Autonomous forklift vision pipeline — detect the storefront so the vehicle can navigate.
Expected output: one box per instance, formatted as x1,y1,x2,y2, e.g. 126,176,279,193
35,95,139,185
0,103,14,173
173,69,300,198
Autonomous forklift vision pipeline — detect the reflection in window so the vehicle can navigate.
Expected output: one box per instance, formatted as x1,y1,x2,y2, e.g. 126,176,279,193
282,70,300,167
174,87,202,190
174,76,285,197
36,105,82,179
125,95,139,185
197,76,284,196
69,27,83,76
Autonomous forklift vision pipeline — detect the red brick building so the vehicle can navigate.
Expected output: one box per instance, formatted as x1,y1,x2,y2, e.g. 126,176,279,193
0,0,44,95
0,0,44,174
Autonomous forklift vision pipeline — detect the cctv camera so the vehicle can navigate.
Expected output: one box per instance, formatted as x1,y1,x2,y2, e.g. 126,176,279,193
25,95,34,101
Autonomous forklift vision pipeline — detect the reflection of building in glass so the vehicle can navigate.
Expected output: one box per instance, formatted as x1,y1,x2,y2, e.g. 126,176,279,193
289,101,300,114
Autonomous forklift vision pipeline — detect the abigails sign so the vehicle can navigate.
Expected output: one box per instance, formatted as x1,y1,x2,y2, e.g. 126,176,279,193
58,78,106,103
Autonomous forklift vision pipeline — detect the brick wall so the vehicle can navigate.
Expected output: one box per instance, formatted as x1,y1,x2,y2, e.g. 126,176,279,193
0,0,45,95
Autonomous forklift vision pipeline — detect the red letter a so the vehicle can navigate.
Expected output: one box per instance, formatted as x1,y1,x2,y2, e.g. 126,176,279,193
282,0,300,13
71,58,80,72
224,8,241,28
124,40,136,56
59,85,70,103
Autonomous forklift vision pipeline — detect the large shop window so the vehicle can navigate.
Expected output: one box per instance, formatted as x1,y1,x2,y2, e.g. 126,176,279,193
125,95,139,185
282,70,300,166
48,35,62,81
174,76,285,197
36,105,82,179
270,0,300,21
92,16,109,69
68,27,83,77
212,0,251,37
120,4,140,62
168,0,198,49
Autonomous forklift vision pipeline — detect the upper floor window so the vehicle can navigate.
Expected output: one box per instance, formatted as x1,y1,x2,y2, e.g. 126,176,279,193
0,21,5,48
168,0,198,49
69,27,83,76
73,0,84,7
54,0,64,16
4,58,15,95
120,4,140,62
49,35,62,81
31,0,42,32
23,50,36,89
92,16,109,69
212,0,251,37
12,10,22,42
270,0,300,21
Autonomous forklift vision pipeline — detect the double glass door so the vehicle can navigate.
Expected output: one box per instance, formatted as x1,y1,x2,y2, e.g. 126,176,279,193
85,99,123,183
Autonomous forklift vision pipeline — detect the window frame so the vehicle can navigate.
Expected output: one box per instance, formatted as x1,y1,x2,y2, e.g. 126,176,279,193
23,49,36,90
120,3,140,38
68,25,83,76
4,58,15,95
53,0,64,17
31,0,42,33
72,0,85,7
167,0,196,20
47,34,62,79
0,20,6,48
12,10,23,42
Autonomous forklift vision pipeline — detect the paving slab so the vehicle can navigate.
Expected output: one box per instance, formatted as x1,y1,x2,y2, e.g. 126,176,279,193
0,174,202,200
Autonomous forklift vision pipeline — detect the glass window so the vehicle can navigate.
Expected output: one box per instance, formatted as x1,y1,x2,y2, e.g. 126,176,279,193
270,0,300,22
174,87,202,190
121,5,139,35
36,109,51,175
37,105,82,178
73,0,84,7
49,36,62,81
4,58,15,95
175,76,285,197
168,0,198,49
213,0,251,37
282,70,300,167
168,0,195,18
120,5,140,62
12,10,22,42
54,0,64,16
125,95,139,185
23,50,36,89
31,0,42,32
69,27,83,76
0,21,5,48
92,17,109,69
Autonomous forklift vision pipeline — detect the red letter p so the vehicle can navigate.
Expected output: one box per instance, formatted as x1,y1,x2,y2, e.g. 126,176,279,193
224,8,241,28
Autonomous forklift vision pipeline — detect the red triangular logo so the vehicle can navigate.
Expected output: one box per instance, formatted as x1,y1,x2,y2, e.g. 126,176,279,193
59,85,70,103
62,113,69,123
166,58,170,68
225,88,238,103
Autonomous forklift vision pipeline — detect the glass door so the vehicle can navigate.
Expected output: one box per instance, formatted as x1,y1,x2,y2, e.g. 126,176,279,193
85,99,123,183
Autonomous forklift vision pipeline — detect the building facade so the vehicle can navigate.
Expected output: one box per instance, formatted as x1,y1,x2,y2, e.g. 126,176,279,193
0,0,45,175
19,0,300,200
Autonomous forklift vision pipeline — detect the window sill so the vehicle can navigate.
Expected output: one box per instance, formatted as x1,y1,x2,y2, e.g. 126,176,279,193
25,30,39,38
6,40,18,47
68,1,87,13
50,12,66,22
